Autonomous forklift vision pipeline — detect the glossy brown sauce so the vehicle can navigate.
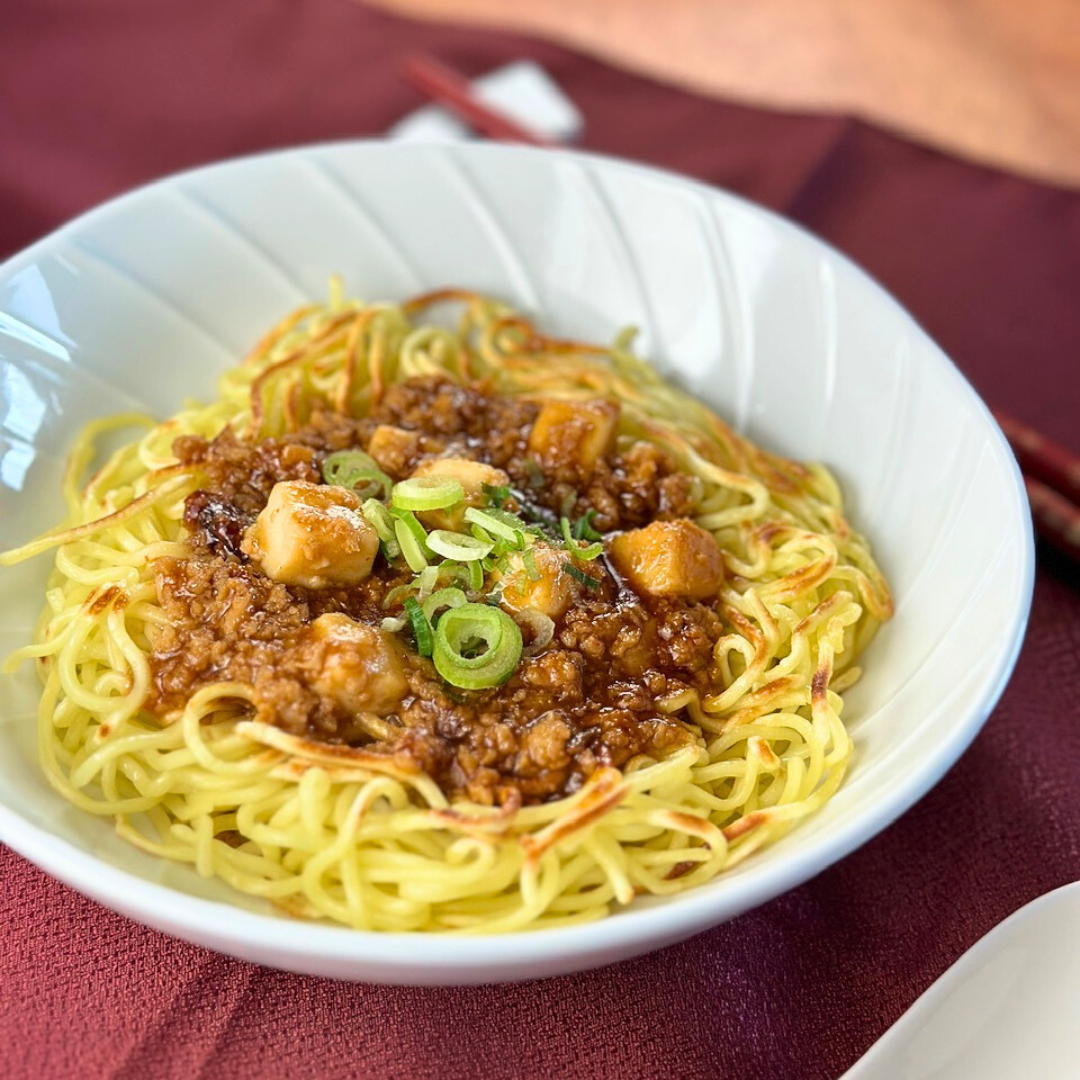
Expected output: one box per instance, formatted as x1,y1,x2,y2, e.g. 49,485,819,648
149,377,719,805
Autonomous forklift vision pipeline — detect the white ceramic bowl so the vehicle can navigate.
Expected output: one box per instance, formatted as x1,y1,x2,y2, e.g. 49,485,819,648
0,143,1033,984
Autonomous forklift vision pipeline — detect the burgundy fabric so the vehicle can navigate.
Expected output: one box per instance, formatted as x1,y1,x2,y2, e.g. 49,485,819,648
2,3,1079,1078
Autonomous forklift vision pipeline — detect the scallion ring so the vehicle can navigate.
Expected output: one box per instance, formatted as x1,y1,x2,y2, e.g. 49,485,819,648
421,587,468,625
516,609,555,656
415,564,440,598
382,582,415,610
362,498,400,559
389,508,431,573
574,510,603,542
467,559,484,592
521,547,542,582
322,450,392,498
391,475,465,512
560,516,603,560
402,596,434,657
395,517,429,572
482,506,532,533
432,602,523,689
481,482,512,509
437,560,466,584
563,561,601,589
427,530,494,562
463,506,522,545
472,523,496,547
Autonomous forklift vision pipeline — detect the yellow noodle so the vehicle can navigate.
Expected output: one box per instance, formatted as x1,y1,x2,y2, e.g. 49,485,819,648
2,289,892,933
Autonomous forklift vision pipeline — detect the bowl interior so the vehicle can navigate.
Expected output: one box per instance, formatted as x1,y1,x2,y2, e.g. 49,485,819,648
0,143,1032,981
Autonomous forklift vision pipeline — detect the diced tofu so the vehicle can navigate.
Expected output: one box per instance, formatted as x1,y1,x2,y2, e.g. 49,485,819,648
497,542,578,621
305,613,406,715
412,456,509,499
609,519,724,601
242,480,379,588
411,456,510,530
527,398,619,474
366,425,424,477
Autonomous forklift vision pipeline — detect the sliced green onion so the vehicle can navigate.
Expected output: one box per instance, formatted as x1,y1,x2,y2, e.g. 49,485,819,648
484,507,533,532
563,561,601,589
573,510,603,542
415,564,440,598
572,541,602,560
390,507,430,550
362,498,400,559
382,582,415,610
464,506,523,544
521,547,542,582
421,587,468,624
482,482,511,509
381,615,407,633
403,596,434,657
516,609,555,656
437,560,466,585
440,562,476,593
432,602,523,689
361,498,394,538
392,475,465,512
560,516,603,560
322,450,392,498
395,518,429,572
478,508,529,551
467,559,484,592
427,529,494,562
471,523,496,547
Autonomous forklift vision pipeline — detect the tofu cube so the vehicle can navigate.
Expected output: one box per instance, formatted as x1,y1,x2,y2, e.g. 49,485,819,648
497,542,578,621
527,399,619,474
305,613,406,715
242,480,379,588
411,456,510,530
366,425,424,477
609,519,724,601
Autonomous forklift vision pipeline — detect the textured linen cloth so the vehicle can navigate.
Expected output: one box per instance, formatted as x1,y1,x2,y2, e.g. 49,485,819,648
365,0,1080,189
1,3,1079,1078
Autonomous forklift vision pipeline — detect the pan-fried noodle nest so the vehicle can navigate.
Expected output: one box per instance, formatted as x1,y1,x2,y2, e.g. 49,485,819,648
2,285,892,933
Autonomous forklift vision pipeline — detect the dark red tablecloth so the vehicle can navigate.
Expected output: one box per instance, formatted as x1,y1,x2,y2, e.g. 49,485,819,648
2,3,1079,1078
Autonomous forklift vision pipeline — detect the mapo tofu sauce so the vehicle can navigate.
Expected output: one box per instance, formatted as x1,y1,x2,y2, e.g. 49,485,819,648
149,377,727,806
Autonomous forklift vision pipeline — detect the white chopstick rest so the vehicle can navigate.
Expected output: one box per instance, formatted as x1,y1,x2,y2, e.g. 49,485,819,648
389,60,584,144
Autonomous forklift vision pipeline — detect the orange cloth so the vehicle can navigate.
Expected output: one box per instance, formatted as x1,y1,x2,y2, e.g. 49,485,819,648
365,0,1080,189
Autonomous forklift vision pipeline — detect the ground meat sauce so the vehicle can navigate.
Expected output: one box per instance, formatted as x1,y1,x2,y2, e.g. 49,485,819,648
366,377,696,530
149,376,719,805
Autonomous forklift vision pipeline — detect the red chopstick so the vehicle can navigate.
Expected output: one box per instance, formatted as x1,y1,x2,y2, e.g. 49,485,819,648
399,55,558,149
1023,477,1080,562
994,411,1080,507
994,410,1080,563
